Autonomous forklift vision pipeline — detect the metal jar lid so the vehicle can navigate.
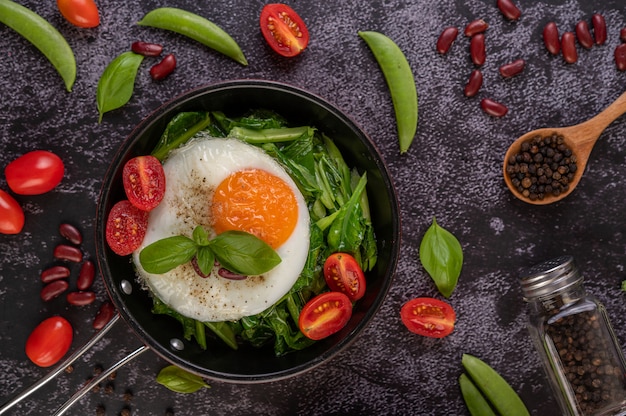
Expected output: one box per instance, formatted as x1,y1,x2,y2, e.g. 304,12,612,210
519,255,583,301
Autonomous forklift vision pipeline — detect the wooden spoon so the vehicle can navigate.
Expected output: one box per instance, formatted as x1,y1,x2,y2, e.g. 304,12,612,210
503,90,626,205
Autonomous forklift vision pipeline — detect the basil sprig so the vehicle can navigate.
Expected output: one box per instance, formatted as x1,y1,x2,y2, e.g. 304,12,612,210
419,217,463,298
156,365,210,394
139,226,281,276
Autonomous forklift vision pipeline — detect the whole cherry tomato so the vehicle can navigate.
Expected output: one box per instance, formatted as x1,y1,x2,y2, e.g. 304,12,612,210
298,292,352,340
0,189,25,234
122,155,166,211
323,252,366,301
5,150,64,195
57,0,100,28
400,297,456,338
25,316,73,367
105,200,149,256
259,3,309,57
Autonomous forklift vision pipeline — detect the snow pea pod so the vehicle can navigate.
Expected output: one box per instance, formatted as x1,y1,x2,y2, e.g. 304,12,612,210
459,373,497,416
0,0,76,91
138,7,247,66
358,31,418,154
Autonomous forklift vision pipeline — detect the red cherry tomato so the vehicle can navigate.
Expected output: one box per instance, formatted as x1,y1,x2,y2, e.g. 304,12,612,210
298,292,352,340
259,3,309,57
25,316,73,367
5,150,64,195
122,156,166,211
0,189,25,234
105,200,149,256
400,297,456,338
323,252,366,301
57,0,100,28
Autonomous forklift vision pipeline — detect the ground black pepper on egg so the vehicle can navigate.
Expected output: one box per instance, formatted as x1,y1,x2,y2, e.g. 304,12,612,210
506,133,577,201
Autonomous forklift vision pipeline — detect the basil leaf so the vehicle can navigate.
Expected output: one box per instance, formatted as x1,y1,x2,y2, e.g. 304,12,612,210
156,365,210,394
192,225,210,246
209,230,281,275
139,236,197,274
419,217,463,298
151,112,211,161
96,51,144,123
196,246,215,275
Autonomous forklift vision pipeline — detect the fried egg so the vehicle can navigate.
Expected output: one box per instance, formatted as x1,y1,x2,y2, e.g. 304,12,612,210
132,134,310,322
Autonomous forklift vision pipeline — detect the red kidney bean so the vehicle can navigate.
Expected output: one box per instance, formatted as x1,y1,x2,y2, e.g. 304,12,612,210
575,21,594,49
480,98,508,117
77,260,95,291
59,223,82,245
218,268,247,280
464,70,483,97
53,244,83,262
40,265,71,283
464,19,488,37
543,22,560,55
67,291,96,306
150,54,176,80
561,32,578,64
93,302,115,330
499,58,525,77
470,33,486,66
621,28,626,43
41,280,69,302
131,41,163,57
615,44,626,71
436,26,459,54
592,14,607,45
496,0,521,21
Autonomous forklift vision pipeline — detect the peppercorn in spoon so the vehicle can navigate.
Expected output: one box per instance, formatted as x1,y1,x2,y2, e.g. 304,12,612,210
503,90,626,205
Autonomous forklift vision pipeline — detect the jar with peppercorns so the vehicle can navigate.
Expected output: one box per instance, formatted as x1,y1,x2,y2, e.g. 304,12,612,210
520,255,626,416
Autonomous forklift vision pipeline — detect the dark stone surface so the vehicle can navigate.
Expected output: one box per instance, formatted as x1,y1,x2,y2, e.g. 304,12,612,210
1,0,626,414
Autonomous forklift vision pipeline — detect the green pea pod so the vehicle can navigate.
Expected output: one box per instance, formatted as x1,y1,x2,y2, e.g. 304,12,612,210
138,7,248,66
462,354,530,416
0,0,76,91
96,51,144,123
459,373,498,416
358,31,418,154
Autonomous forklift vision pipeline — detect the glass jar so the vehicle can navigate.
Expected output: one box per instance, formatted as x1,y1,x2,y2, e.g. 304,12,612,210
520,255,626,416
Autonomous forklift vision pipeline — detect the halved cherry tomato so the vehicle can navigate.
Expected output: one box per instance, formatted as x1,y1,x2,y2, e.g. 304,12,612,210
105,200,149,256
400,297,456,338
259,4,309,57
0,189,25,234
298,292,352,340
324,252,366,301
25,316,73,367
122,155,166,211
5,150,64,195
57,0,100,28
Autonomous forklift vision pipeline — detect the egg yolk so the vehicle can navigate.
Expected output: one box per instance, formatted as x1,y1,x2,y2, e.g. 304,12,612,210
211,169,298,249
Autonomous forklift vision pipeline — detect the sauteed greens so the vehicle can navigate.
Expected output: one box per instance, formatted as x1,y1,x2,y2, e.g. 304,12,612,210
148,109,377,356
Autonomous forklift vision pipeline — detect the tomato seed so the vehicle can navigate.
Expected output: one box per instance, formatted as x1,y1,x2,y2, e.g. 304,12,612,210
496,0,521,21
470,33,486,66
41,265,71,283
480,98,508,117
575,21,594,49
543,22,560,55
150,54,176,80
93,302,115,330
67,291,96,306
561,32,578,64
615,44,626,71
54,244,83,262
592,14,607,45
499,58,525,77
59,223,82,245
464,19,488,37
464,70,483,97
41,280,69,302
131,41,163,57
77,260,95,291
436,26,459,54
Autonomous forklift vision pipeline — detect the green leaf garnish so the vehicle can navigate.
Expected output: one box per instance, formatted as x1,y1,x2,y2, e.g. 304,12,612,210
156,365,210,394
96,51,144,123
192,225,211,246
209,230,281,275
419,217,463,298
139,235,197,274
196,246,215,275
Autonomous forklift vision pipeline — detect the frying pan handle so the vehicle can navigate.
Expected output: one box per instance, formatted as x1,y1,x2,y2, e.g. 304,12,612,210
0,313,122,415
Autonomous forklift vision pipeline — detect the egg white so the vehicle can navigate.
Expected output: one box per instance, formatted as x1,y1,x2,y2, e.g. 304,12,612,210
132,135,310,322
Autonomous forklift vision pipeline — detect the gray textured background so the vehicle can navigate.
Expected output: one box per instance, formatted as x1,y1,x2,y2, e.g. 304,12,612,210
2,0,626,414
